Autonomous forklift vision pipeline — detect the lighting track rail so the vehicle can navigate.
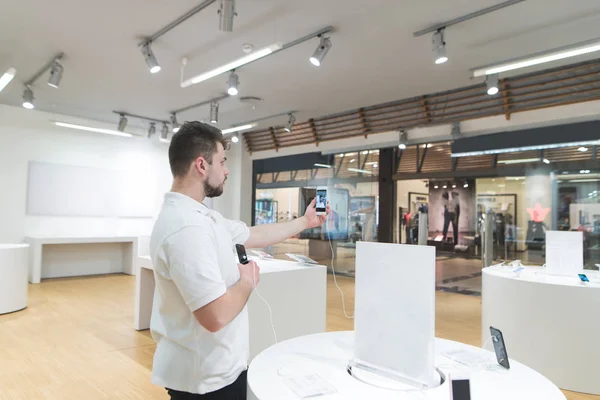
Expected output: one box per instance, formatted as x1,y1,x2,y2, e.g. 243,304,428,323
112,111,169,125
170,93,230,114
413,0,526,37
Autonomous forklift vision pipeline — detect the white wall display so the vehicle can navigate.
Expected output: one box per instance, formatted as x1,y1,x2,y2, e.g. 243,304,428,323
26,161,156,218
354,241,436,388
545,230,584,275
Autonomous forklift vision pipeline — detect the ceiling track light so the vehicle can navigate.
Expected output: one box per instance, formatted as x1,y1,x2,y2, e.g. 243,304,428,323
310,35,332,67
231,133,240,143
22,87,35,109
210,101,219,123
47,60,64,88
148,123,157,138
160,123,169,140
0,67,17,93
432,28,448,64
170,113,181,133
117,114,128,132
227,71,239,95
486,73,500,95
218,0,236,32
451,122,461,139
141,42,161,73
180,26,332,88
398,130,408,149
284,113,296,132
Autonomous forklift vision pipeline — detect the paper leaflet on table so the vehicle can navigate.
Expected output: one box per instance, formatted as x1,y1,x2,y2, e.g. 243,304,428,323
285,253,318,265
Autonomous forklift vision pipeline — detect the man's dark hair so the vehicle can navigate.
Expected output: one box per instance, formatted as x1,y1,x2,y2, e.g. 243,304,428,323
168,121,230,178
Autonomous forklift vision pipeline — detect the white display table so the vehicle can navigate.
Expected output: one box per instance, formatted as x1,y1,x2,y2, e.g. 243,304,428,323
134,256,327,360
248,331,565,400
482,265,600,395
0,244,30,314
24,235,138,283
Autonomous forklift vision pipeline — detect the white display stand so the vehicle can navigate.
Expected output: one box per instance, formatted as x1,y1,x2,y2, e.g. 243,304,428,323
134,256,327,360
0,244,30,314
354,242,436,388
24,235,138,284
545,231,583,275
247,331,566,400
482,264,600,395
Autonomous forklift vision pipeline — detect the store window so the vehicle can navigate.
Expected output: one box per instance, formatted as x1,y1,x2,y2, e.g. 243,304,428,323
253,151,380,276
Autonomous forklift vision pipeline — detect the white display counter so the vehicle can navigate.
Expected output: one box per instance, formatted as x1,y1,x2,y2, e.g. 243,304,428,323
0,244,30,314
482,265,600,395
248,331,565,400
24,235,138,284
134,256,327,360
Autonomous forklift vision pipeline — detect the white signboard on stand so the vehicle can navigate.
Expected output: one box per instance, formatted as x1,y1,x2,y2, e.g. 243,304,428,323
545,231,583,275
354,242,436,388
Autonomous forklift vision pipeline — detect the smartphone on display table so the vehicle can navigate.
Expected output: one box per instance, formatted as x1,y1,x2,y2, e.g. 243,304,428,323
449,373,471,400
235,244,249,265
315,186,327,215
490,326,510,370
578,274,589,283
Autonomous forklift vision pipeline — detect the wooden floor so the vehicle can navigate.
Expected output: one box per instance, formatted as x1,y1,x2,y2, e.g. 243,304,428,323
0,274,596,400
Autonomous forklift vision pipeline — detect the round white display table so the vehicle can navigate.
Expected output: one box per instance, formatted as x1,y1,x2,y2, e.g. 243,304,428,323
0,244,30,314
482,265,600,395
248,331,565,400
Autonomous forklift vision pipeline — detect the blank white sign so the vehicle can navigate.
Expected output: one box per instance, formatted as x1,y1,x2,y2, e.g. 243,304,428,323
27,161,156,218
354,242,437,388
545,231,583,275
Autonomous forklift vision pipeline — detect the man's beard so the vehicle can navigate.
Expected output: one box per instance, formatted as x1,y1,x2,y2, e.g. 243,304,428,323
205,178,226,198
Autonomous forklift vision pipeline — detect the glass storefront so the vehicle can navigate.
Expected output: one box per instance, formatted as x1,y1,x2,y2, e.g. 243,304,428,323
253,140,598,289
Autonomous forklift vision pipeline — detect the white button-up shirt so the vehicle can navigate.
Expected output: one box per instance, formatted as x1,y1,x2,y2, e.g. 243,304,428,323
149,192,250,394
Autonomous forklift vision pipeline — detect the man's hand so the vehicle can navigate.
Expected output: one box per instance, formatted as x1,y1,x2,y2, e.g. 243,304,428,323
303,198,331,229
238,261,260,289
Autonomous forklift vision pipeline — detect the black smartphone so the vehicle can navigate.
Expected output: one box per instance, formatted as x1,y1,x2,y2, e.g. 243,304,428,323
578,273,590,282
450,375,471,400
490,326,510,369
235,244,249,265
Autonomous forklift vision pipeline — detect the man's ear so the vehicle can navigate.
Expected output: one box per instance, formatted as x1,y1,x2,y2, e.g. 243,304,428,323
194,157,208,176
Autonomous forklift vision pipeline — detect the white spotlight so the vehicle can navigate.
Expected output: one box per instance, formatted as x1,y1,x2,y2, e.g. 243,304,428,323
432,29,448,64
47,61,64,88
398,130,407,149
543,158,550,164
117,114,128,132
284,113,296,132
231,134,240,143
218,0,236,32
170,113,180,133
578,146,588,152
210,102,219,124
227,71,239,95
141,43,161,74
464,182,469,188
0,67,16,93
310,36,332,67
486,73,499,95
22,87,34,109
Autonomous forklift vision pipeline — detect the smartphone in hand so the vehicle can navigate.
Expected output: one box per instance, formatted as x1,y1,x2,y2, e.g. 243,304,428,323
235,244,249,265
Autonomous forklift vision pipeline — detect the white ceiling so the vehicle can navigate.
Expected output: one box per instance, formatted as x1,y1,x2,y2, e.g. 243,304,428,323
1,0,600,134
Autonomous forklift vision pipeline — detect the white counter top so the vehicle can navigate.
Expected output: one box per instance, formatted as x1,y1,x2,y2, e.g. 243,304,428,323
483,265,600,287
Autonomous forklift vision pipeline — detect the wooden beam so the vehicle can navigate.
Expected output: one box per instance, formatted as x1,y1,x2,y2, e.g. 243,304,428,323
492,154,498,168
292,170,299,181
501,80,511,120
361,153,368,170
416,145,420,172
311,168,319,180
452,157,459,172
418,145,428,173
420,95,432,122
309,119,319,146
257,173,263,183
270,127,279,152
358,108,370,138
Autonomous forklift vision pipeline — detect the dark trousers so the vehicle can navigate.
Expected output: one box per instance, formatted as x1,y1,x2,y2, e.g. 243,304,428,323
443,212,459,244
167,370,247,400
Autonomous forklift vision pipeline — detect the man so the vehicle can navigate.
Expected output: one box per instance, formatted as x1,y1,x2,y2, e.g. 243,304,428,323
149,122,329,399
